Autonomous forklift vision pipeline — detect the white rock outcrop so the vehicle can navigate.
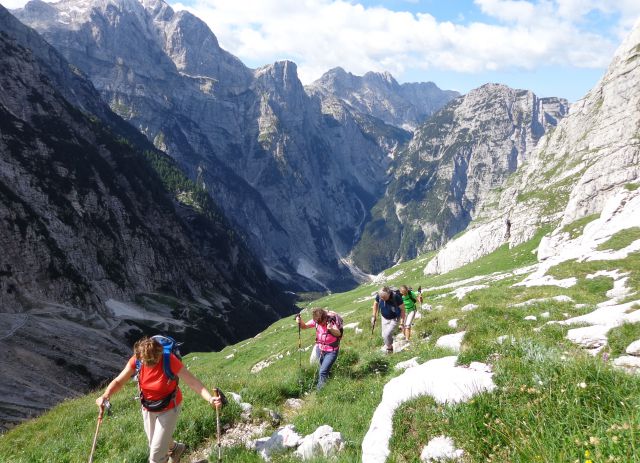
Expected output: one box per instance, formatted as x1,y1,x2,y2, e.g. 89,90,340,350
395,357,421,371
626,340,640,356
294,425,345,460
251,425,303,461
435,332,466,352
361,356,495,463
420,435,464,462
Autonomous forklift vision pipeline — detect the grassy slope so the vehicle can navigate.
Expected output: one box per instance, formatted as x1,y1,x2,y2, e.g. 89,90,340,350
1,230,640,462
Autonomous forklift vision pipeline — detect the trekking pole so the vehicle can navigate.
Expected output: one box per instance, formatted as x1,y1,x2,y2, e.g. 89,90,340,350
296,313,303,394
88,399,110,463
213,388,223,463
370,311,377,336
418,285,422,311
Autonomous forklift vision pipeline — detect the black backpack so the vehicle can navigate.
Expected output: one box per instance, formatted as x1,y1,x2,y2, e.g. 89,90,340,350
378,291,403,320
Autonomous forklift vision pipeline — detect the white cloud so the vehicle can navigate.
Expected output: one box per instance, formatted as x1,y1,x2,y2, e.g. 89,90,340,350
2,0,36,8
5,0,639,86
170,0,633,84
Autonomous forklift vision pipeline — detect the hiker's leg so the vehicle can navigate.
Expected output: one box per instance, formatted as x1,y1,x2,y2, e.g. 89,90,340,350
405,311,416,341
147,405,181,463
381,318,397,352
317,350,338,390
142,407,157,448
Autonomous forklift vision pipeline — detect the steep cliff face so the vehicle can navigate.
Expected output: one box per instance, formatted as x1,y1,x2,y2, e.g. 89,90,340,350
0,6,294,430
14,0,452,290
352,84,568,273
425,22,640,275
307,67,459,131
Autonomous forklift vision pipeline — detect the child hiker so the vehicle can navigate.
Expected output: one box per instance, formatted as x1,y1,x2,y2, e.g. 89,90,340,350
95,336,224,463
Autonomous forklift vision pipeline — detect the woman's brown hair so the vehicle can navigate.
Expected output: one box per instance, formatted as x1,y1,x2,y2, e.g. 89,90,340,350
311,307,328,324
134,337,163,366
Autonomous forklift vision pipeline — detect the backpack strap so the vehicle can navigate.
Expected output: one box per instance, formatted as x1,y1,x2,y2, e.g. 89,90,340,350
151,335,178,381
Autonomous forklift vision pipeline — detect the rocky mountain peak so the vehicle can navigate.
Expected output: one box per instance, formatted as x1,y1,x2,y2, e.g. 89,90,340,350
363,70,399,88
254,60,305,94
308,68,458,130
424,19,639,276
352,81,569,273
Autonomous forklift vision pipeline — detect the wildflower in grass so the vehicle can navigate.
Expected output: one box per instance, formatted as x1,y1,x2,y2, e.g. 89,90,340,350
585,450,591,458
578,382,587,388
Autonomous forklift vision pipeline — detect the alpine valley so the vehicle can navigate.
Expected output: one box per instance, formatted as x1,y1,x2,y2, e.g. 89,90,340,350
0,3,638,461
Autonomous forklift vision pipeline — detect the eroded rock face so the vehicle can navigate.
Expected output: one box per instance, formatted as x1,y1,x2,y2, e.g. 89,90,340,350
0,5,294,430
15,0,453,291
355,84,567,273
425,20,640,276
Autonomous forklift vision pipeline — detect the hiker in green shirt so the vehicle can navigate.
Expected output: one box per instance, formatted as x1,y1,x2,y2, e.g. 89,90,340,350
399,285,422,341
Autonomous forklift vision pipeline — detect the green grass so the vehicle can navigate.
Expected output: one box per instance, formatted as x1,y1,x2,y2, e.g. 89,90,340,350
607,323,640,358
1,231,639,462
624,183,639,192
597,228,640,251
562,214,600,239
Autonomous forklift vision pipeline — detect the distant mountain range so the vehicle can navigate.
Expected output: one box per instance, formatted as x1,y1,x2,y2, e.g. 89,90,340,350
15,0,460,291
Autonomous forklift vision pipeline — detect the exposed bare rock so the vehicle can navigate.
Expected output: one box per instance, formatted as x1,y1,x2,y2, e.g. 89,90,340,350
424,20,640,276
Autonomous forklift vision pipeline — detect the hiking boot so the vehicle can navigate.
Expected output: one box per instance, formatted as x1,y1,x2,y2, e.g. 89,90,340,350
168,442,186,463
385,347,393,355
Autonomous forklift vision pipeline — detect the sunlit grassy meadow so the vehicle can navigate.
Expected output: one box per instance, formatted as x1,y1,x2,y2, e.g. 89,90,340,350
1,228,639,462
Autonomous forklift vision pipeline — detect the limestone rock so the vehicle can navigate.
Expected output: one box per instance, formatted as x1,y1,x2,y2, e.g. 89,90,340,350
420,435,464,462
294,425,345,460
626,340,640,356
252,425,303,461
435,332,466,352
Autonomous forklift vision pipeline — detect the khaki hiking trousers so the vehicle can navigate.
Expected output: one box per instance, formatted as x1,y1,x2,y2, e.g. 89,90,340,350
142,404,181,463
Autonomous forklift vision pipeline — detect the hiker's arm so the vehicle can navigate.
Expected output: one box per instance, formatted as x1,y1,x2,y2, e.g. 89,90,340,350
96,363,135,407
295,314,312,329
327,321,341,337
177,367,222,408
399,303,406,324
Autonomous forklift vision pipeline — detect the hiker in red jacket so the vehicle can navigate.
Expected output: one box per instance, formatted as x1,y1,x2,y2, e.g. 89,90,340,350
296,308,343,390
95,337,224,463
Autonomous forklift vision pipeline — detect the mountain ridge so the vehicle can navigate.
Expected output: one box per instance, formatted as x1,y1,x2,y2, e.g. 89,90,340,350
0,4,294,430
14,0,458,291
